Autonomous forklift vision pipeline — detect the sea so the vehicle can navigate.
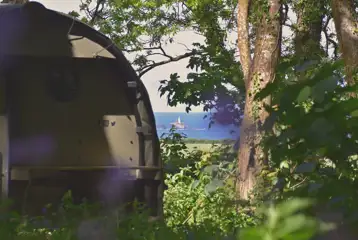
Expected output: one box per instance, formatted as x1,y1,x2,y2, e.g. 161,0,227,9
154,112,239,140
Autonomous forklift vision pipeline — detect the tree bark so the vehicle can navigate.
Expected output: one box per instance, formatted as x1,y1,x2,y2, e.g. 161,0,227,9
236,0,281,200
293,1,325,61
237,0,251,87
313,2,358,239
331,0,358,86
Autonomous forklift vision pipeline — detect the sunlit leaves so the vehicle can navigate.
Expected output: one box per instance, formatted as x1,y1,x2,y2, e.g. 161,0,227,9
161,129,248,231
240,198,334,240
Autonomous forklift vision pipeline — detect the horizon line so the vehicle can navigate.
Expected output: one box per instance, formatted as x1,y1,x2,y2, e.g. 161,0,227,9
153,111,208,113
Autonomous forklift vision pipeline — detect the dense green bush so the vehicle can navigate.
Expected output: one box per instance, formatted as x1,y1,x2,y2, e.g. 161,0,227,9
256,60,358,223
0,190,332,240
160,128,253,232
162,133,255,232
0,126,334,239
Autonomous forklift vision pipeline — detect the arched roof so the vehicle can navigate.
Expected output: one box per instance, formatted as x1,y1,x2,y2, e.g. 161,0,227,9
0,2,116,57
0,2,139,80
0,1,161,172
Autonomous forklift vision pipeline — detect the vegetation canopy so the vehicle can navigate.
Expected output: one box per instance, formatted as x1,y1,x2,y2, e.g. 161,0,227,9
1,0,358,239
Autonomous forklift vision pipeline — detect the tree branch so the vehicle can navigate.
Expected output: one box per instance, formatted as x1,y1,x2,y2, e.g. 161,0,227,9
90,0,106,25
122,46,162,53
281,3,289,25
175,42,193,51
80,0,106,25
138,50,198,78
323,16,331,53
159,44,173,60
322,16,338,58
227,2,239,30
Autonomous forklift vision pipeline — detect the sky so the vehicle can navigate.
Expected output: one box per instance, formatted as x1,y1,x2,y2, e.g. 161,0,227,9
31,0,204,112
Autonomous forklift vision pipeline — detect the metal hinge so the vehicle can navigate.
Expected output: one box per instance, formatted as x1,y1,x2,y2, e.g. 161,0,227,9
127,81,137,88
136,126,152,135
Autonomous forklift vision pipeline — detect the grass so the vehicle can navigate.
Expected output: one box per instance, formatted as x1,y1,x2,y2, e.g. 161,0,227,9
167,143,234,156
186,143,214,152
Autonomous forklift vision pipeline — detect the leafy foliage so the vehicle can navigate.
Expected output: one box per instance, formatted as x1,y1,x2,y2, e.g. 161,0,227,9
76,0,244,124
254,59,358,228
160,129,251,231
0,130,334,239
7,0,358,239
0,196,330,239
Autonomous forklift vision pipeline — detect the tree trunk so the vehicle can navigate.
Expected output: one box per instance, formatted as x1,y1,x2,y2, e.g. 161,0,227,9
237,0,251,88
331,0,358,86
312,1,358,239
293,1,325,61
236,0,281,200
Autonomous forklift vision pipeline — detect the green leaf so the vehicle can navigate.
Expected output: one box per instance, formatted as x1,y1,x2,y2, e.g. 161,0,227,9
202,165,219,174
275,214,317,238
311,88,325,103
267,171,277,178
191,180,200,189
310,117,334,137
294,162,316,173
255,81,279,101
204,178,224,195
318,221,336,233
295,60,319,72
351,109,358,117
311,76,338,103
280,161,289,169
297,86,311,103
320,76,338,93
276,198,314,219
280,227,317,240
238,227,264,239
266,205,280,229
308,183,323,192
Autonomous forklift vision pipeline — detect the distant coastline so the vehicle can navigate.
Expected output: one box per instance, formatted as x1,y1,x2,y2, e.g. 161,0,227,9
154,112,239,140
181,138,235,144
160,137,235,144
